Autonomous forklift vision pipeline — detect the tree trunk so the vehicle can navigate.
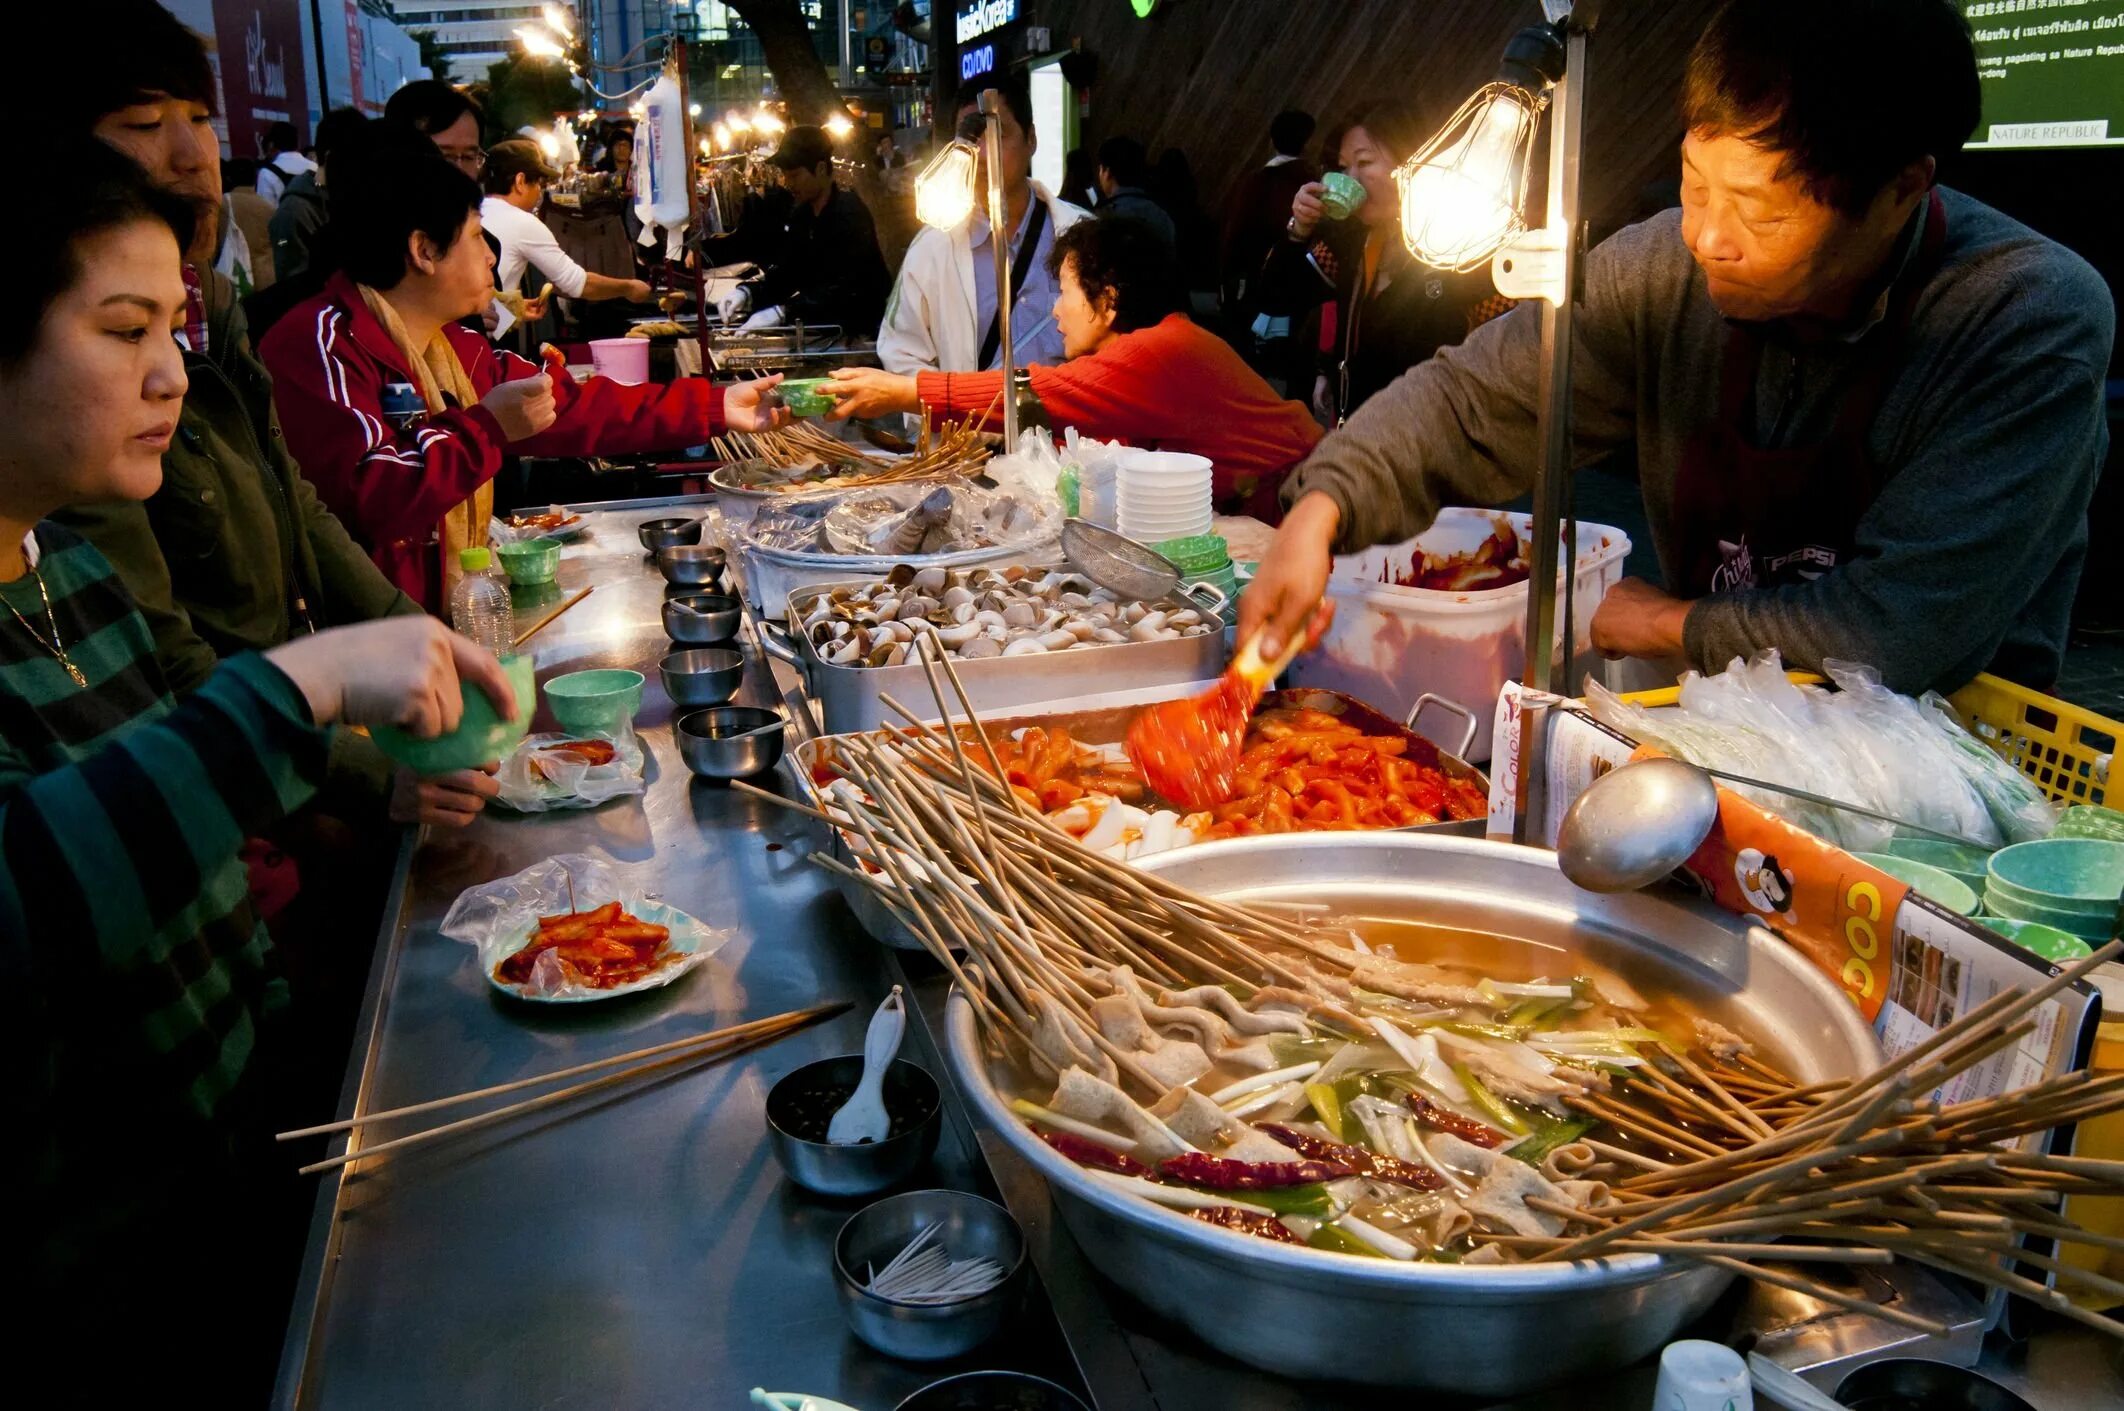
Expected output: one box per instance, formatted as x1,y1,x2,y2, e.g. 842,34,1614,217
725,0,850,126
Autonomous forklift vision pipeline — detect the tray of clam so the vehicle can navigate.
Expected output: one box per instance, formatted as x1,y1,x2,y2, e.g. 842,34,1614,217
756,563,1230,735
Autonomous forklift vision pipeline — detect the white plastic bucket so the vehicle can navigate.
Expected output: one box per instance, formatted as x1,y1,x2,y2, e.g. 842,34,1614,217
1284,508,1632,762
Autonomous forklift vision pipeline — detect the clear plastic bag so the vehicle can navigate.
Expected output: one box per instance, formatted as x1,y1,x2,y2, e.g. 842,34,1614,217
441,853,731,1002
1584,650,2036,851
494,731,647,812
1914,690,2059,844
818,479,1061,557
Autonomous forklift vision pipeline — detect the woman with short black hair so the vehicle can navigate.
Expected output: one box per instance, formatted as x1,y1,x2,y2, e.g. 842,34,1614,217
1254,97,1511,426
258,122,788,610
824,217,1322,520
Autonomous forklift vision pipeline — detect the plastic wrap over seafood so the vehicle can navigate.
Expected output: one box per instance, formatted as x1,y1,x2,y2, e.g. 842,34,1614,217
819,480,1060,558
799,564,1217,667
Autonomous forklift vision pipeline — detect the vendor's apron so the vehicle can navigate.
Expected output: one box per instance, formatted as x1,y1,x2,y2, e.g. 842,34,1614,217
1671,193,1946,596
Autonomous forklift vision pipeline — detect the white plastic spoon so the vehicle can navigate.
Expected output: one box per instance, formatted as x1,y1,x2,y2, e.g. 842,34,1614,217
827,985,905,1146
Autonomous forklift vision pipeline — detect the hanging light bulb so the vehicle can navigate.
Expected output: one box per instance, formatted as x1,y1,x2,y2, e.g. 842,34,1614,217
726,111,752,135
823,113,855,142
514,24,568,61
753,109,787,137
1395,24,1565,272
542,4,574,38
711,121,732,152
1396,85,1545,272
534,128,561,161
914,137,980,230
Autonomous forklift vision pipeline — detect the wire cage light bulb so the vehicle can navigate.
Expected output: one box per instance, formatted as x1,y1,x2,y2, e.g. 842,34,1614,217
727,111,752,134
1396,82,1546,272
914,139,980,230
753,109,787,137
541,3,574,39
711,121,732,152
823,114,855,141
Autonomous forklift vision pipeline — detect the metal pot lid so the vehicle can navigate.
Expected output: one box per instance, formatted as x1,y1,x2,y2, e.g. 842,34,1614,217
1061,518,1181,602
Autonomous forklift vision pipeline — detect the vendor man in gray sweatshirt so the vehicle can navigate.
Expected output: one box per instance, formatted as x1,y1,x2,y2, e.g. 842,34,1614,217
1241,0,2112,695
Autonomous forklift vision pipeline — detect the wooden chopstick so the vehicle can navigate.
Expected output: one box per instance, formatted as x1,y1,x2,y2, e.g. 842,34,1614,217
276,1000,852,1141
510,584,593,649
294,1002,846,1175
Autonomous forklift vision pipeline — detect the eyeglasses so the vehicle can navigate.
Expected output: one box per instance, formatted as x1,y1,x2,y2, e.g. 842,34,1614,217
438,147,486,175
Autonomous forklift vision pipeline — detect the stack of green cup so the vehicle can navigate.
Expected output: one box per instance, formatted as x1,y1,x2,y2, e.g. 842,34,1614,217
1882,837,1992,896
1153,534,1237,617
1982,838,2124,942
2055,805,2124,843
1857,852,1979,916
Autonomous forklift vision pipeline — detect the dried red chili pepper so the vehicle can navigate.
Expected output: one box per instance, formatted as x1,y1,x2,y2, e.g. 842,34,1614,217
1406,1095,1507,1148
1037,1128,1151,1177
1158,1151,1352,1189
1185,1205,1304,1244
1255,1123,1447,1192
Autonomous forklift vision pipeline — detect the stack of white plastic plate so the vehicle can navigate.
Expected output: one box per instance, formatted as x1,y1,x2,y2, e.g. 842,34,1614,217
1116,450,1213,543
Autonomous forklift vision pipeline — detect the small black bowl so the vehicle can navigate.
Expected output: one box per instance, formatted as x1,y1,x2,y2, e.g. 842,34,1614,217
895,1372,1092,1411
765,1054,941,1197
1835,1359,2039,1411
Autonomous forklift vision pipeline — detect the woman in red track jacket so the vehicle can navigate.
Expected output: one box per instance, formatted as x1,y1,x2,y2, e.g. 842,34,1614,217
822,216,1321,522
260,124,784,609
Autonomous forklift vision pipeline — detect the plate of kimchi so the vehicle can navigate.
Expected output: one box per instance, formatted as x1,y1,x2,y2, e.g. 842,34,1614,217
441,854,729,1002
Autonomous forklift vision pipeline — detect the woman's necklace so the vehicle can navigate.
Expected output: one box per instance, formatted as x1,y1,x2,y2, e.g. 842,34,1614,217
4,560,88,688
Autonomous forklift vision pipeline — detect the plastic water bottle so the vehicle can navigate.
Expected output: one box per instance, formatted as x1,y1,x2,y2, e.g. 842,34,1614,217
450,546,514,657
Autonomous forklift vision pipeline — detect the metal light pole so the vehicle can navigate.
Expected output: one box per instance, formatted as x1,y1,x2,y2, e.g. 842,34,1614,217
1518,15,1592,699
980,89,1019,447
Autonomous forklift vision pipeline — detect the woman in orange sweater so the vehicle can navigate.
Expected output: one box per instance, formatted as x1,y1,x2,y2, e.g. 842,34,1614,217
825,217,1321,521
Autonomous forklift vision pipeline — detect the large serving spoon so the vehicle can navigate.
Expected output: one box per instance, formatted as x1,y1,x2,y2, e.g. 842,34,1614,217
1125,614,1323,810
827,986,905,1146
1557,756,1993,894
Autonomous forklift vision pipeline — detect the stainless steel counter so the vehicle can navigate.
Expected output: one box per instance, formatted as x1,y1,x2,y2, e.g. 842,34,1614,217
273,497,1083,1410
280,494,2123,1411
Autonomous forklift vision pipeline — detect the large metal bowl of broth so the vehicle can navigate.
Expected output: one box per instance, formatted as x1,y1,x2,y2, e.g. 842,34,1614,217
941,832,1882,1396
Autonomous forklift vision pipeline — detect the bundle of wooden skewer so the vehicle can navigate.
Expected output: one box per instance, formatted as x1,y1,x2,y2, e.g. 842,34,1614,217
1493,951,2124,1340
710,387,1000,488
279,1001,849,1174
734,637,2124,1340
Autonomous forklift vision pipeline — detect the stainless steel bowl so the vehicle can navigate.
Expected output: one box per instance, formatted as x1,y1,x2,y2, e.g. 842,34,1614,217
766,1054,941,1196
637,516,703,552
675,706,787,780
941,832,1884,1396
661,592,741,644
656,543,727,587
833,1188,1026,1361
894,1372,1090,1411
659,648,743,708
1837,1359,2039,1411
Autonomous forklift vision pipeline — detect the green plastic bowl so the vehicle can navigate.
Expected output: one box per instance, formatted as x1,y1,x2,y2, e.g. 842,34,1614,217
1979,916,2096,964
1856,852,1978,916
1982,885,2120,940
371,652,534,775
1882,837,1992,894
543,668,644,737
777,377,838,417
1151,535,1233,573
495,536,562,586
1987,838,2124,911
2055,805,2124,843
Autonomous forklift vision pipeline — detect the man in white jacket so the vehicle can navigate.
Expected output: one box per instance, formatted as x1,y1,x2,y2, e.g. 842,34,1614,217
877,76,1089,375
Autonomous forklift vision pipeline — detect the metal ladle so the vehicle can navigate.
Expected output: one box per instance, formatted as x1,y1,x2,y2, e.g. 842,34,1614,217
1557,756,1992,894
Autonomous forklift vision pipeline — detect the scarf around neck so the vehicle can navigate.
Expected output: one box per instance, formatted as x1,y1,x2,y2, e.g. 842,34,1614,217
355,283,492,596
